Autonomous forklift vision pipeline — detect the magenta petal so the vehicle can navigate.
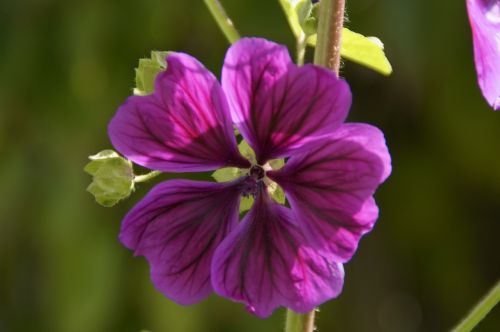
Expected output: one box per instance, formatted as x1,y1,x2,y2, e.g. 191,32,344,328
120,179,241,305
211,190,344,318
467,0,500,110
109,53,250,172
222,38,351,164
268,123,391,263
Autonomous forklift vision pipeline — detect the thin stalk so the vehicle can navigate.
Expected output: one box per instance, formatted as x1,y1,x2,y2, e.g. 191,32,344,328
285,1,347,331
313,0,345,74
285,309,316,332
451,280,500,332
296,32,307,66
134,170,161,183
203,0,240,44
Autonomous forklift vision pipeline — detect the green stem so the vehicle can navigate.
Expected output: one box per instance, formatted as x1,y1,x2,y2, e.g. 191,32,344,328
296,32,307,66
451,279,500,332
134,170,161,183
285,309,316,332
313,0,345,74
284,2,347,332
203,0,240,44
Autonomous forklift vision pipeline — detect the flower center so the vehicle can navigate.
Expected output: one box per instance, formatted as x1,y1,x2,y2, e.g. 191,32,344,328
240,165,266,197
249,165,265,180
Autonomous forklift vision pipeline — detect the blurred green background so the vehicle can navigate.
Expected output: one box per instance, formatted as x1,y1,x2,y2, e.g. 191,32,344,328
1,0,499,331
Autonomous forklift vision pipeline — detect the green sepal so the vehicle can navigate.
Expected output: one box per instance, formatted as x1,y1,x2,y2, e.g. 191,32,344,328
267,158,286,204
267,180,286,205
84,150,134,207
296,1,319,36
240,196,254,213
134,51,169,96
272,185,286,205
211,140,255,183
237,140,256,164
212,167,245,182
268,158,285,170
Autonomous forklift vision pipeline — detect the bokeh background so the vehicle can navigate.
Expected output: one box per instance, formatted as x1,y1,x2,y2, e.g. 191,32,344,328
1,0,499,331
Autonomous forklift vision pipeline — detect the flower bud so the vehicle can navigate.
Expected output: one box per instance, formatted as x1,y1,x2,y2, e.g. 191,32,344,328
296,1,319,36
84,150,134,207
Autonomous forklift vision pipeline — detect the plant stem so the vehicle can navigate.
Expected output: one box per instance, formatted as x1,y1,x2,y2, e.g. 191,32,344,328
296,32,307,66
451,279,500,332
134,170,161,183
285,309,316,332
286,2,348,332
313,0,345,75
203,0,240,44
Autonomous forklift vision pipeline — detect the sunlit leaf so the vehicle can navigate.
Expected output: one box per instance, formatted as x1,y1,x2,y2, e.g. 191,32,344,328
278,1,392,75
308,28,393,75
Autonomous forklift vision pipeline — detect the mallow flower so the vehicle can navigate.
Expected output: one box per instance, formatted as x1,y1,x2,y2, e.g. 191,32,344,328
467,0,500,110
109,38,391,317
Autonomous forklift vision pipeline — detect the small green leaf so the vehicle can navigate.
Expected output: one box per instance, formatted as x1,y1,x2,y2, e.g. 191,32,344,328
84,150,134,207
240,196,254,213
134,51,169,96
307,28,393,75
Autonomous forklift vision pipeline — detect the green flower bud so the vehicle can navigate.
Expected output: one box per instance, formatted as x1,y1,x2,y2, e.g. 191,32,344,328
297,1,319,36
134,51,169,96
84,150,134,207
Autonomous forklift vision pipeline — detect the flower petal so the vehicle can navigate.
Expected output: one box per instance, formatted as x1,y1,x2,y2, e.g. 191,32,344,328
268,123,391,262
222,38,351,164
211,189,344,318
120,179,241,305
467,0,500,110
109,53,250,172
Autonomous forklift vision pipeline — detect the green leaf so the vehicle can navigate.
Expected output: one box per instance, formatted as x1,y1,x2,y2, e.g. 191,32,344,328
84,150,134,207
278,0,305,37
134,51,169,96
307,28,393,75
278,1,392,75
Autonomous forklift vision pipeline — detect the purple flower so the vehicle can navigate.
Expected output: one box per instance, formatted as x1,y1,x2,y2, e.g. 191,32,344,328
109,38,391,317
467,0,500,110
